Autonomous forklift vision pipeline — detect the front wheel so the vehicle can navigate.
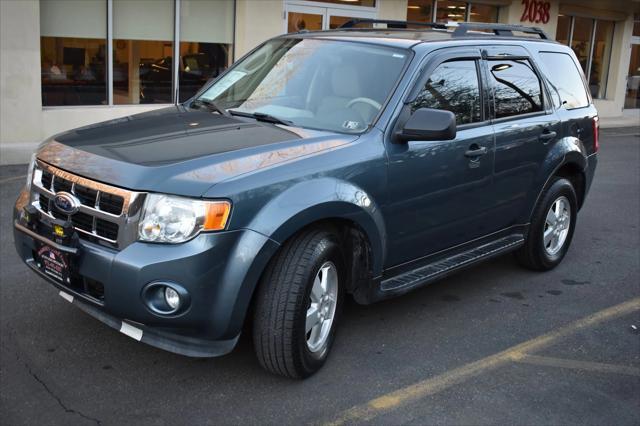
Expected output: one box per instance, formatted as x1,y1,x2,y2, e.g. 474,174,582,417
252,228,344,379
516,177,578,271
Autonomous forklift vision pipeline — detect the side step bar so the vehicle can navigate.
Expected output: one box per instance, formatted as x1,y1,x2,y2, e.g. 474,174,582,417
380,234,525,294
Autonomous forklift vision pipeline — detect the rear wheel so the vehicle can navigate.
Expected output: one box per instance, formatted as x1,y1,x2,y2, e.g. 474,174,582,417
252,228,344,379
516,177,577,271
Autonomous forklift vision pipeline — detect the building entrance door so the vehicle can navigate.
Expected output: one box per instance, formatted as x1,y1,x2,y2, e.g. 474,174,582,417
625,43,640,109
285,2,376,33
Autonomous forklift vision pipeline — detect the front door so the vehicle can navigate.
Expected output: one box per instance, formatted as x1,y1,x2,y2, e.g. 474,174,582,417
384,49,496,267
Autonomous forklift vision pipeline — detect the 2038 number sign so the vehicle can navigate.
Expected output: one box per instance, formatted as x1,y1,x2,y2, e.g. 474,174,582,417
520,0,550,24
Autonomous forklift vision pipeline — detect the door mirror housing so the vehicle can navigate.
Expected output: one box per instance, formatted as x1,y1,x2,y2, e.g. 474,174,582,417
396,108,457,142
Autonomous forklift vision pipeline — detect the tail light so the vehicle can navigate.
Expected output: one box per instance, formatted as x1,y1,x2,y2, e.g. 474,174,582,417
592,116,599,153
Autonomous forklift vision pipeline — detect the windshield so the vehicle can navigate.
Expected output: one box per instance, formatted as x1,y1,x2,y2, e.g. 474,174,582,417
197,38,409,133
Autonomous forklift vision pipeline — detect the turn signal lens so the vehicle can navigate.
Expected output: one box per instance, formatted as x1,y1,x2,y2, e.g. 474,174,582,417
203,201,231,231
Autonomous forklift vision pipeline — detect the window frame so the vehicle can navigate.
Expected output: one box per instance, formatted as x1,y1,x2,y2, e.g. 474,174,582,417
41,0,236,109
483,53,551,123
405,47,489,131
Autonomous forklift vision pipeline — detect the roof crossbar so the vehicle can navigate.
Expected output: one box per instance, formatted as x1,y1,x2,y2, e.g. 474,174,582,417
339,19,447,30
452,23,549,39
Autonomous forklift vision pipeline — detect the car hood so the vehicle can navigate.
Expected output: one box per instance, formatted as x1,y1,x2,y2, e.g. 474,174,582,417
37,106,357,197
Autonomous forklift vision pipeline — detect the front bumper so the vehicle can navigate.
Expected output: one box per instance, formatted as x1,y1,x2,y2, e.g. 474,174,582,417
13,189,279,357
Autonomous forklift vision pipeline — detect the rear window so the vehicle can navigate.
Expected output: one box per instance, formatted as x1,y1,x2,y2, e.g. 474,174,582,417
539,52,589,109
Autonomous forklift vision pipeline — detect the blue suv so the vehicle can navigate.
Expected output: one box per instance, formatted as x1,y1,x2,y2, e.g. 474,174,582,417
14,22,598,378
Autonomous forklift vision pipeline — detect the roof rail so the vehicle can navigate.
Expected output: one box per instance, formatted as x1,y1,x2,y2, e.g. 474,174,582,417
339,18,447,30
452,23,549,39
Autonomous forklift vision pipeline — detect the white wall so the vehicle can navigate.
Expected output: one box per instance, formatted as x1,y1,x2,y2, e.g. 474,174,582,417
234,0,283,59
499,0,560,39
379,0,408,21
1,0,42,164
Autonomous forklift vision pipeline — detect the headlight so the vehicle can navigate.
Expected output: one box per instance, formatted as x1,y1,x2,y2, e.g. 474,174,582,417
138,194,231,243
25,153,36,189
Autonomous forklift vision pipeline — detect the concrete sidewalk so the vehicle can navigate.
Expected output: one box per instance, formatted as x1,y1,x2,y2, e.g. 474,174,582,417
600,109,640,129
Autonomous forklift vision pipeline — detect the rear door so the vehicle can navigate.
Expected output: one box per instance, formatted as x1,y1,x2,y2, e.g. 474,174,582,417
384,48,496,267
485,46,560,228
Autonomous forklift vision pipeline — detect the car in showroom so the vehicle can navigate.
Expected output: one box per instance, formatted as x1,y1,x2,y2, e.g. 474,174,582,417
14,21,598,378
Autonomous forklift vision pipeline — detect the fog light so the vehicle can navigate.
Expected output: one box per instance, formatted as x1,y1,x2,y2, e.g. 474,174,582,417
142,282,190,316
164,287,181,310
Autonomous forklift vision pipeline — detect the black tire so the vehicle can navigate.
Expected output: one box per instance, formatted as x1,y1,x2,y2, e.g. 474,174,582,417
516,177,578,271
252,228,344,379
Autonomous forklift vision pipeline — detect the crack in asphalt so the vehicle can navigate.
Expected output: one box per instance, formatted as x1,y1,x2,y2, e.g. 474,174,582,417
15,351,102,425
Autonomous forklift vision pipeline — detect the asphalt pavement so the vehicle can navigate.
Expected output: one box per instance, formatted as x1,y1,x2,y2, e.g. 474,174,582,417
1,128,639,425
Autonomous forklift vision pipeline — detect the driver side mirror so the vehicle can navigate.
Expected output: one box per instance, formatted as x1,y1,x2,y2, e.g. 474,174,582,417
395,108,457,143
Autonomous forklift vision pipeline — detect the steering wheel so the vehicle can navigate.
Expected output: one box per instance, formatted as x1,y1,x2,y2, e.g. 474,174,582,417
346,97,382,111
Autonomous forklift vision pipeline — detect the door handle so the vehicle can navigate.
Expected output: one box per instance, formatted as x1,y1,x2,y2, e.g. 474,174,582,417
464,145,488,158
539,130,557,141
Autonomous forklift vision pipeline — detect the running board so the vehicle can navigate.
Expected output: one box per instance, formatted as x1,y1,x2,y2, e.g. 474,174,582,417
380,234,525,294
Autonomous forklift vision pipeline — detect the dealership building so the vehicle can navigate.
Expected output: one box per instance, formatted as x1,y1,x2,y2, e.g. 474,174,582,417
1,0,638,164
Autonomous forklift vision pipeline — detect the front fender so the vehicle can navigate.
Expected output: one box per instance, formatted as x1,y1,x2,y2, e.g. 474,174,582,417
246,177,386,278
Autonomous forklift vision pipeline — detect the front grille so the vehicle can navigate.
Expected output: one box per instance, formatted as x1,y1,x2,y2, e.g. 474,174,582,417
30,161,139,248
98,192,124,215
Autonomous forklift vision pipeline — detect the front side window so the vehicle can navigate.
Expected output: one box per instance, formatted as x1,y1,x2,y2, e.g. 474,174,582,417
199,39,409,133
411,60,482,125
539,52,589,109
488,59,543,119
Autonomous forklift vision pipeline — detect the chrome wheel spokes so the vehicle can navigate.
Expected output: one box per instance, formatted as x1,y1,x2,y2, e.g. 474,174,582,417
306,261,338,353
544,196,571,256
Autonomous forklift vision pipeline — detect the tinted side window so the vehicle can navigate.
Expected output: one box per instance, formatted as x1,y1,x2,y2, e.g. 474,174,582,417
488,59,543,119
539,52,589,109
412,60,481,125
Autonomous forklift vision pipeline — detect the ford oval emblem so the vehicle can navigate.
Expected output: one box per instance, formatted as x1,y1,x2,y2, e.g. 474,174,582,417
53,192,80,215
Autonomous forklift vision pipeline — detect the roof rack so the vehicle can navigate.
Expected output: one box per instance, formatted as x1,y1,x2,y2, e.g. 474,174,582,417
337,19,549,40
339,18,447,30
451,23,549,39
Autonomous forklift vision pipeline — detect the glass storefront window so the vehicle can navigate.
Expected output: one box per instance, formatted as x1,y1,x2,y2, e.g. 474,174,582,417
407,0,433,23
179,0,233,102
570,17,594,75
556,15,615,99
436,0,467,22
589,20,614,99
408,1,500,24
288,12,324,32
469,3,498,23
113,0,174,104
555,15,571,45
311,0,375,6
625,44,640,109
40,0,106,106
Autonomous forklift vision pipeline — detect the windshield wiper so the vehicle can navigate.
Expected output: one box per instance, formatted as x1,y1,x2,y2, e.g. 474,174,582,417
229,110,293,126
191,98,230,116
